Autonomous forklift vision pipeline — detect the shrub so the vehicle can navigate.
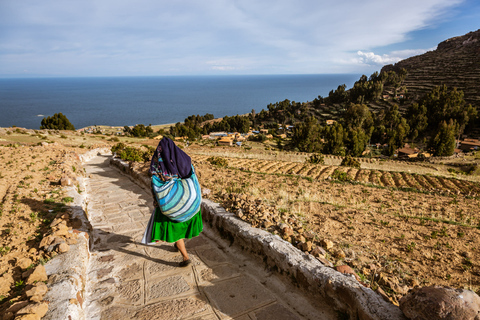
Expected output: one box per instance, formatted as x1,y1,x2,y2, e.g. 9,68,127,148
207,156,228,167
306,153,325,164
119,147,145,162
111,142,126,154
340,155,360,168
331,169,351,182
40,113,75,130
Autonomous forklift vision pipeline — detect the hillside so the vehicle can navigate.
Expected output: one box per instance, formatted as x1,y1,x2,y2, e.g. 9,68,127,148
382,29,480,107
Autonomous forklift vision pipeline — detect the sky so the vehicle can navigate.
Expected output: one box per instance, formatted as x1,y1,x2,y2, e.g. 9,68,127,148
0,0,479,77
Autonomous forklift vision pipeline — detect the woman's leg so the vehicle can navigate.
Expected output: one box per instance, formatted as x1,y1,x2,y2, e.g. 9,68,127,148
175,239,189,261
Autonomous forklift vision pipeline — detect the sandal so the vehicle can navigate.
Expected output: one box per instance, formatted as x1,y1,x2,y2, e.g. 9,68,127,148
179,259,191,267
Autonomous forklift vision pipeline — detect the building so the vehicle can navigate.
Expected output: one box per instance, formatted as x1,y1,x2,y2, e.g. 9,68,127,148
396,146,419,158
459,139,480,152
218,137,233,146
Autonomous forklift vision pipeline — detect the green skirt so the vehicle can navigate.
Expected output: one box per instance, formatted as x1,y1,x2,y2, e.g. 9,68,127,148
151,207,203,243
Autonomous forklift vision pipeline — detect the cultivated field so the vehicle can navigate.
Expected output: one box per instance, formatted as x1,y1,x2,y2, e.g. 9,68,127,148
0,127,479,309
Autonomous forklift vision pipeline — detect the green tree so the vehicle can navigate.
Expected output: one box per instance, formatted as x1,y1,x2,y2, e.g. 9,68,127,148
323,122,345,156
345,127,367,157
430,120,457,156
291,117,323,152
40,113,75,130
405,103,428,141
383,105,410,156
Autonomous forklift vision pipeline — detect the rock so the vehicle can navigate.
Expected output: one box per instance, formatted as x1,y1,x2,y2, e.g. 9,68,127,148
6,300,29,314
26,282,48,302
17,302,48,318
2,311,14,320
0,273,14,296
26,265,48,285
236,209,244,218
303,231,315,240
60,176,72,186
15,313,42,320
52,222,69,237
295,235,306,243
400,286,480,320
333,249,346,259
282,227,294,237
17,258,33,270
410,278,420,287
297,241,313,252
316,256,334,268
57,243,70,253
375,286,391,304
50,218,63,228
39,235,54,249
311,246,327,257
321,239,334,250
335,265,361,281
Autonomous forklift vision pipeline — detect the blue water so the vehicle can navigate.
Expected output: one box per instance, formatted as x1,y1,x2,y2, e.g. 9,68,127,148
0,75,360,129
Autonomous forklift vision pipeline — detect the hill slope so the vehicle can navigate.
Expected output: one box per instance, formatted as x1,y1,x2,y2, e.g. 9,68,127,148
382,29,480,107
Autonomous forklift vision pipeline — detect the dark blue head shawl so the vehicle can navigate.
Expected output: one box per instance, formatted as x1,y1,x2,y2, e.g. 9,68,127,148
149,137,192,179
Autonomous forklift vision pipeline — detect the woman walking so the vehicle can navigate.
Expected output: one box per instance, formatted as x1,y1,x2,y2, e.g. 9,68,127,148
141,137,203,267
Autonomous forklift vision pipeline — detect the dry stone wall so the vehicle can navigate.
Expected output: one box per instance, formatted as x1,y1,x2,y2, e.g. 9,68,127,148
110,156,406,320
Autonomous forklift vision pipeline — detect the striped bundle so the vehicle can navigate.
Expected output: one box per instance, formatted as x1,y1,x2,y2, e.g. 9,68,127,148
151,166,202,222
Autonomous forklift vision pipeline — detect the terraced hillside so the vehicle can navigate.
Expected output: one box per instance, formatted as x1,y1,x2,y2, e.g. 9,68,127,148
191,154,480,197
382,29,480,107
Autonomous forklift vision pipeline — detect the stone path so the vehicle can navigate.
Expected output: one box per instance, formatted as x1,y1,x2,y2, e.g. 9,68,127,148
83,155,336,320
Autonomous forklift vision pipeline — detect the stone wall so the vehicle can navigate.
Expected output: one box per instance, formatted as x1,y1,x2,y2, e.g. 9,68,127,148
109,156,406,319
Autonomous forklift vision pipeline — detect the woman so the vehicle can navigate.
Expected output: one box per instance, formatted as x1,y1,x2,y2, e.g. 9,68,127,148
141,137,203,267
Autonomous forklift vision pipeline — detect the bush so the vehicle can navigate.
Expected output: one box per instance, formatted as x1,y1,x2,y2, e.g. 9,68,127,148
340,155,360,168
112,142,153,163
111,142,126,154
207,156,228,167
306,153,325,164
40,113,75,130
119,147,145,162
331,169,351,182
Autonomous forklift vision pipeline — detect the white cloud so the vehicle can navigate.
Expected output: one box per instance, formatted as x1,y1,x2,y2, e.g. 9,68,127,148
0,0,465,76
356,46,437,66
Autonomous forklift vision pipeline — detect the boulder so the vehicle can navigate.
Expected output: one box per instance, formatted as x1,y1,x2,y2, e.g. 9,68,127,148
400,286,480,320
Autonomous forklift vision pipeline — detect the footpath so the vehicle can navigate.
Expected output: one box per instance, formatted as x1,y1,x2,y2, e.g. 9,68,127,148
82,155,337,320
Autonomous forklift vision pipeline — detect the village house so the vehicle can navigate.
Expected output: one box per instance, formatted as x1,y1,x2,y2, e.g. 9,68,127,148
396,147,419,158
217,136,233,146
260,129,269,134
326,120,336,125
458,139,480,152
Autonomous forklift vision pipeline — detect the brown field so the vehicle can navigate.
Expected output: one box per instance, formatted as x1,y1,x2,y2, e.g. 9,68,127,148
0,127,479,308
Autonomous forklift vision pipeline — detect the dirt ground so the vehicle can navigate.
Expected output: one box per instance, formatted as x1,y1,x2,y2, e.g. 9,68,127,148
0,127,479,309
184,143,480,305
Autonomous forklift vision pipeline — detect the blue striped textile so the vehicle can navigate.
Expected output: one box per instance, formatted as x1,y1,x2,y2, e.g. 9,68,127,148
151,165,202,222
